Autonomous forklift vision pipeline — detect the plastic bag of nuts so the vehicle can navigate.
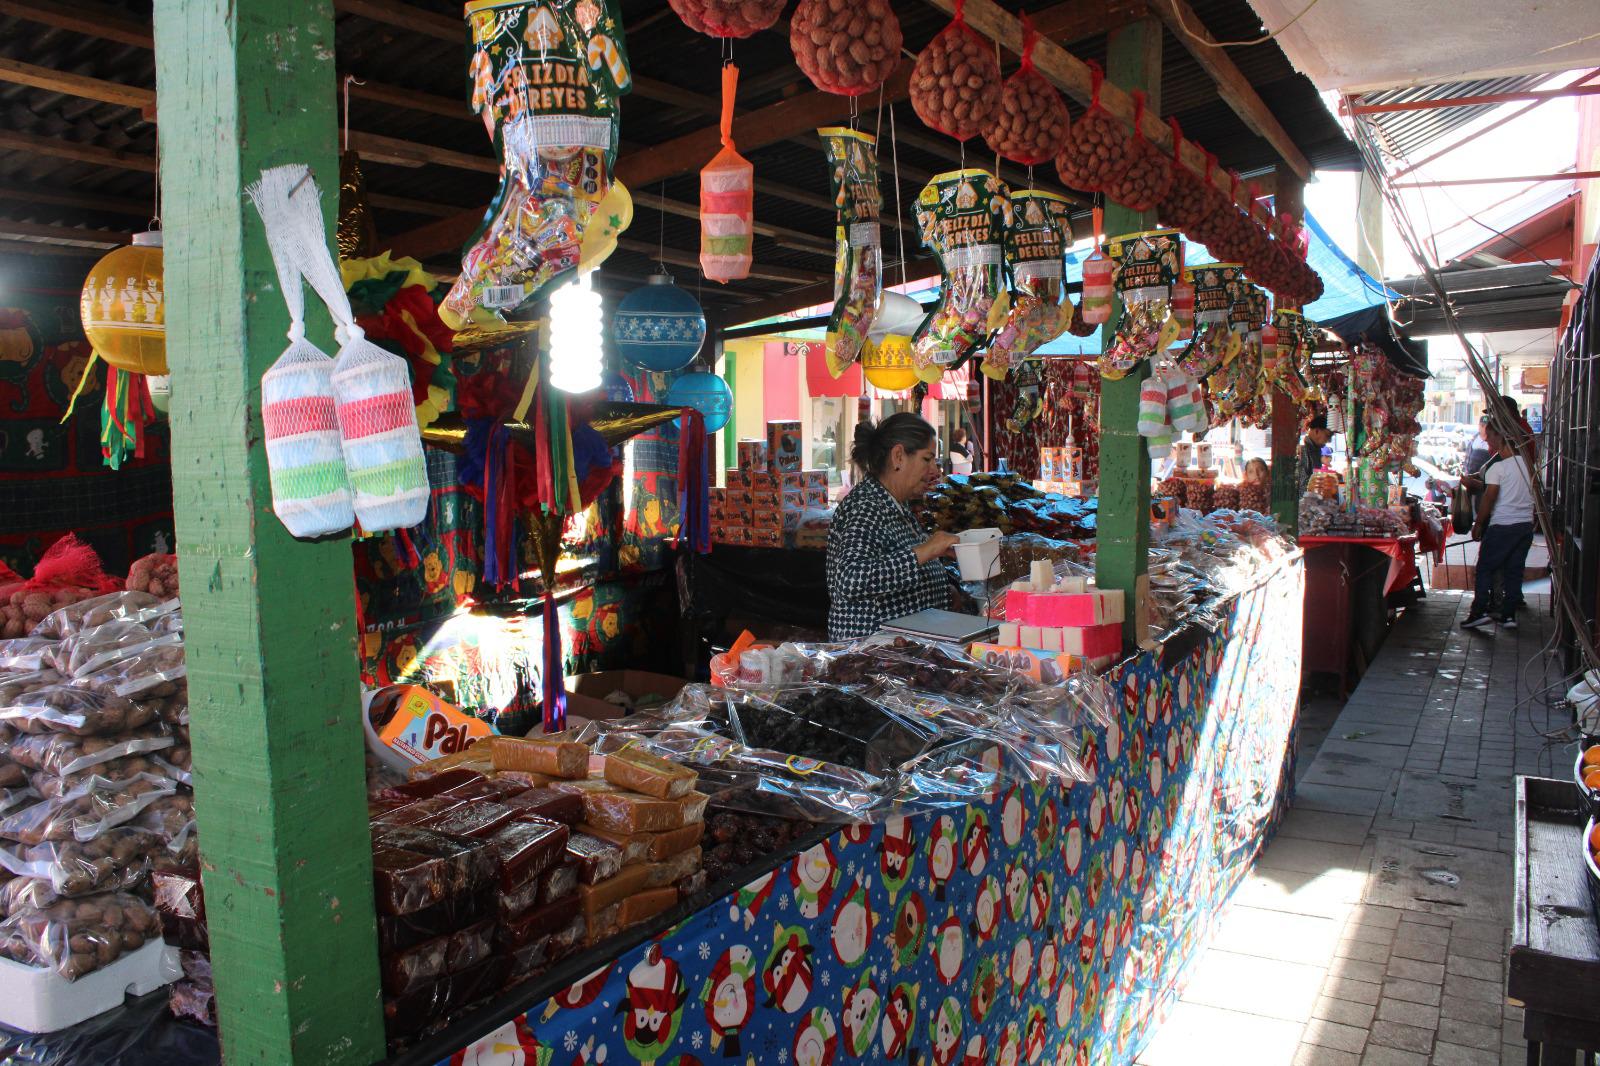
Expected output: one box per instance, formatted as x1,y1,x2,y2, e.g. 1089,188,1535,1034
48,624,176,683
0,669,66,707
666,0,785,38
1056,62,1129,192
69,638,185,700
0,827,166,897
0,684,156,736
1156,124,1213,234
983,18,1069,165
30,751,188,800
1102,92,1172,212
0,637,55,673
789,0,902,97
0,892,162,980
7,726,175,778
910,1,1000,142
32,591,167,641
0,773,178,846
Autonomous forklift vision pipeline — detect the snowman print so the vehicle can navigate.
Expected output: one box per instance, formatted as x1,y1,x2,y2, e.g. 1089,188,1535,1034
932,910,964,984
969,875,1002,943
830,876,874,969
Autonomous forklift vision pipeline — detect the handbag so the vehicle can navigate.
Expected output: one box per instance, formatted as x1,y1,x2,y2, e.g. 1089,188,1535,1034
1450,481,1474,535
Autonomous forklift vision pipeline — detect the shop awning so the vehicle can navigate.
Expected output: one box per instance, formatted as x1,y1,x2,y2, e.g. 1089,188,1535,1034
1320,305,1431,377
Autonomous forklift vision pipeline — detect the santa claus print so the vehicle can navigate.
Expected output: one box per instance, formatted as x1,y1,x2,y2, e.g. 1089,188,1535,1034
1087,788,1109,842
793,1007,837,1066
880,816,915,902
1058,885,1082,942
1079,972,1102,1029
449,1018,550,1066
968,955,999,1023
1032,798,1057,861
1078,917,1097,966
1085,854,1107,910
1008,936,1034,997
792,841,840,920
960,809,991,876
830,875,875,969
1062,816,1083,876
1111,839,1128,886
968,875,1001,943
931,909,964,984
1004,860,1028,922
763,925,815,1014
701,945,756,1057
1024,1006,1048,1064
1104,716,1122,761
1107,778,1126,833
620,948,688,1065
1052,972,1076,1029
926,815,957,901
889,891,927,971
996,1022,1021,1066
840,972,881,1057
1000,787,1026,847
1037,937,1060,995
730,871,777,930
928,997,962,1066
542,962,616,1021
961,1035,987,1066
880,982,918,1059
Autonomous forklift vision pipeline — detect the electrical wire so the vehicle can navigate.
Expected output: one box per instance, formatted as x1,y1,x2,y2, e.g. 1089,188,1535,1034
1164,0,1325,49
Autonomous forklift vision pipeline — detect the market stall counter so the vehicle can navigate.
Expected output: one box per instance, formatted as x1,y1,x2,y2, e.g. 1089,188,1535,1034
1298,536,1414,695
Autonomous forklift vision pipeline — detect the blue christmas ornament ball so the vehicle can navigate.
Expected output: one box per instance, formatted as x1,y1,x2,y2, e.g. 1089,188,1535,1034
611,274,706,373
666,371,732,434
601,371,634,404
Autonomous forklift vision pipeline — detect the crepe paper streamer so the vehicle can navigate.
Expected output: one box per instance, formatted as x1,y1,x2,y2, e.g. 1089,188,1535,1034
273,164,431,533
542,591,567,735
676,407,712,556
99,365,155,471
246,166,356,538
701,62,754,283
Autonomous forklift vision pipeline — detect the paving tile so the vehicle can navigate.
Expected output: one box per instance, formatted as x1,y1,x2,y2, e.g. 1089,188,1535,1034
1387,957,1446,984
1294,1046,1361,1066
1345,921,1399,946
1439,995,1502,1027
1324,976,1384,1006
1396,922,1451,945
1377,998,1441,1030
1347,905,1405,930
1297,782,1388,817
1435,1018,1500,1051
1212,906,1344,965
1442,937,1501,963
1442,974,1503,1007
1330,957,1388,984
1280,809,1376,846
1430,1044,1499,1066
1390,937,1447,965
1304,1017,1369,1054
1336,938,1391,964
1448,920,1508,947
1314,995,1376,1029
1234,865,1366,921
1370,1020,1436,1054
1384,978,1443,1007
1444,954,1502,983
1259,837,1369,876
1138,1001,1304,1066
1181,950,1326,1022
1360,1046,1429,1066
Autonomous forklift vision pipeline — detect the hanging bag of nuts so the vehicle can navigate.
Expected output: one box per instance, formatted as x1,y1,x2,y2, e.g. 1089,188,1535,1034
1103,91,1172,211
668,0,786,38
911,0,1002,141
1156,119,1209,233
983,14,1070,165
1055,62,1128,192
1205,172,1255,265
789,0,902,97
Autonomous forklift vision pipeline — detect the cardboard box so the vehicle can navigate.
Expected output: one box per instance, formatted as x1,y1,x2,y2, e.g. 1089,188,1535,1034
737,440,768,470
751,527,784,549
564,670,689,727
801,469,828,493
726,469,750,491
804,488,829,509
749,488,804,513
749,507,799,532
967,643,1114,684
767,421,801,472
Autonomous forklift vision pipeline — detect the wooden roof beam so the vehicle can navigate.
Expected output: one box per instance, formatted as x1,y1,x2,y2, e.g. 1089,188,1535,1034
0,181,153,216
0,0,150,48
0,236,109,257
0,218,128,245
1151,0,1311,180
0,129,156,172
614,237,824,285
720,255,943,329
0,57,154,109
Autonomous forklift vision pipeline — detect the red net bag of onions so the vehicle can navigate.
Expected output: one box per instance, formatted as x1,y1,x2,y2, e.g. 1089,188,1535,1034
911,0,1002,141
1102,91,1172,211
1056,62,1128,192
668,0,787,38
790,0,903,97
982,14,1069,164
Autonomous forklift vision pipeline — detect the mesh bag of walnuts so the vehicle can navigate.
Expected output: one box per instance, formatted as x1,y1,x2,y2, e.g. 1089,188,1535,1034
789,0,902,97
1102,91,1172,212
910,0,1001,142
1055,62,1129,192
666,0,786,38
983,17,1070,165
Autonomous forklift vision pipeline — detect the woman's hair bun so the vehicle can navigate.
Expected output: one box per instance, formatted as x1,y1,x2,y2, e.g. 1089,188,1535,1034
849,413,936,477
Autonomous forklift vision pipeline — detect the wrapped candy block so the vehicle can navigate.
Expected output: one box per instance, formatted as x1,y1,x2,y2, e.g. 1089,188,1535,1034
1018,626,1041,649
997,623,1019,646
1036,629,1062,652
1006,589,1031,620
1059,622,1122,659
968,643,1114,684
1021,590,1125,628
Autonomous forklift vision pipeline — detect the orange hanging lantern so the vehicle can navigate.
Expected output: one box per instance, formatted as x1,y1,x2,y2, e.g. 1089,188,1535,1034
700,62,753,283
80,232,166,376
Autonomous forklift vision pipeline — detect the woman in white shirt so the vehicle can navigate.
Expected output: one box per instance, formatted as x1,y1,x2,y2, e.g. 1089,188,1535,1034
1461,424,1536,631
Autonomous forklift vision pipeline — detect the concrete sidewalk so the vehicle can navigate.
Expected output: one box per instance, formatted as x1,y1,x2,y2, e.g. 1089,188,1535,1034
1138,590,1572,1066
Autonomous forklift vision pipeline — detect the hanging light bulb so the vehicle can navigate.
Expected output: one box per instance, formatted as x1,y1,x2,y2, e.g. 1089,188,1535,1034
548,270,603,393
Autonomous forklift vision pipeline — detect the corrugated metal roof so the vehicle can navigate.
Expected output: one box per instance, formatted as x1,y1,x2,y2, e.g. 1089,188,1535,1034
0,0,1355,314
1356,75,1552,162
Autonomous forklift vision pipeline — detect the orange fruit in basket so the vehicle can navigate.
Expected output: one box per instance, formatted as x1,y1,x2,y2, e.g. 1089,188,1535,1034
1591,823,1600,852
1586,767,1600,791
1584,746,1600,767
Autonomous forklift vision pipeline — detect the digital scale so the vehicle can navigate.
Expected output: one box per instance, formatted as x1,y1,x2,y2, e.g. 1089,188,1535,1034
879,609,997,644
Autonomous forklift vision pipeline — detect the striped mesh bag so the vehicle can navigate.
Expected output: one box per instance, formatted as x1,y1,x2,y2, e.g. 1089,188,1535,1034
246,167,354,537
279,167,431,532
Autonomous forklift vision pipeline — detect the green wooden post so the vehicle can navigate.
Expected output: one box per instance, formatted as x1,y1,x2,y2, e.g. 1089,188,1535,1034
152,1,385,1061
1270,164,1307,533
1095,19,1162,646
720,336,737,474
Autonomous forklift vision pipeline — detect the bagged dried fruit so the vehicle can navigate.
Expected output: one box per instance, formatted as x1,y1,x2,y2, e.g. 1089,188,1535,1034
442,0,631,326
0,773,178,846
820,127,883,375
1103,91,1172,212
1100,229,1184,380
67,638,185,700
1056,62,1128,192
1156,120,1209,233
1,892,161,980
123,553,178,600
912,169,1012,381
983,190,1075,379
0,684,155,737
47,621,175,680
910,0,1000,142
667,0,785,38
984,16,1069,165
789,0,901,97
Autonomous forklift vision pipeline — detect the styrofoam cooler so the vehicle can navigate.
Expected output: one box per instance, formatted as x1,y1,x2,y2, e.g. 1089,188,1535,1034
954,528,1002,582
0,941,176,1033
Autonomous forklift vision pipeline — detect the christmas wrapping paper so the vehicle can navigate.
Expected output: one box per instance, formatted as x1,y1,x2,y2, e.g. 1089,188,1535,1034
436,557,1303,1066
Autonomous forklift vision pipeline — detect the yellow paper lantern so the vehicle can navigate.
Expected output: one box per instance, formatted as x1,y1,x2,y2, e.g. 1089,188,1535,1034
80,232,165,375
863,336,917,391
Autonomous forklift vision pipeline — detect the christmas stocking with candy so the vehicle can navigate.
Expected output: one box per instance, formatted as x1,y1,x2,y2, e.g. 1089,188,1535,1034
442,0,632,329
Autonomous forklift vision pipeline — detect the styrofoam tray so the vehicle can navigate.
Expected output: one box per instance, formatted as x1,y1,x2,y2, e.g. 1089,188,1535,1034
0,940,176,1033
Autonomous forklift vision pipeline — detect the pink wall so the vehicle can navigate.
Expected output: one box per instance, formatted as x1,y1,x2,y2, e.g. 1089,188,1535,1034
763,341,800,421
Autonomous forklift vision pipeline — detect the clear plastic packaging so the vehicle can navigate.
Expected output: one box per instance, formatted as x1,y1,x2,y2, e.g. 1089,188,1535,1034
46,623,174,681
67,638,186,699
7,728,175,778
0,685,157,737
0,638,56,673
31,592,170,641
0,892,162,980
0,827,166,897
0,774,179,845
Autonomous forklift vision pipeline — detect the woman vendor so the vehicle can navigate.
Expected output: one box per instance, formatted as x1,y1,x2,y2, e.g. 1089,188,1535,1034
826,414,958,640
